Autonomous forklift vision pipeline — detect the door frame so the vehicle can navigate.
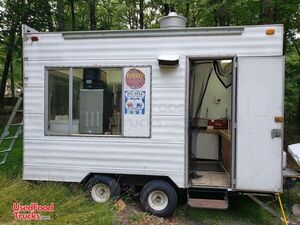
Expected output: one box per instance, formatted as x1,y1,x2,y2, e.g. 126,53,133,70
185,55,237,189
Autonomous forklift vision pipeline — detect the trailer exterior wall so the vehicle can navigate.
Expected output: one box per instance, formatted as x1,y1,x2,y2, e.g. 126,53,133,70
22,25,283,189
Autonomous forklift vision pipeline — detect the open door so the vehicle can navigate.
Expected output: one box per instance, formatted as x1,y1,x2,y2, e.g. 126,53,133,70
235,56,284,192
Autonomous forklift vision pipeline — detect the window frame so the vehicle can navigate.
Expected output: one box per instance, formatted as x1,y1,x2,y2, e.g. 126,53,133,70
45,66,125,137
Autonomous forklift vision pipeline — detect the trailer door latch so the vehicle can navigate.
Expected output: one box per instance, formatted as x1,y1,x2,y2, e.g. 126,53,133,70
271,129,282,138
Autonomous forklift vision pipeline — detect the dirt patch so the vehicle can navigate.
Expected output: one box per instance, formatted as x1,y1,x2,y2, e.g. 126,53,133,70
116,200,183,225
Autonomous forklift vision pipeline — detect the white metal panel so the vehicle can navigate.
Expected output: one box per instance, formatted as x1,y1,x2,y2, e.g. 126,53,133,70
235,56,284,192
23,25,283,61
23,87,44,114
24,113,184,143
23,139,185,186
151,115,184,142
152,87,185,116
23,57,186,188
23,59,186,88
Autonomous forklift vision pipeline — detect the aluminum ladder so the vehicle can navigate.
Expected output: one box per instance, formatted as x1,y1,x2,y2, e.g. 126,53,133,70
0,94,23,164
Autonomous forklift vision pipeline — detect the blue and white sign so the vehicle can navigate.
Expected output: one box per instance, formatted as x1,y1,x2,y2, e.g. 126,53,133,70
125,91,145,115
123,67,151,137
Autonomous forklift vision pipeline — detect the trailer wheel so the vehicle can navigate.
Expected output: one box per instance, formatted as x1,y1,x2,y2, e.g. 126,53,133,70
140,180,177,217
86,175,120,203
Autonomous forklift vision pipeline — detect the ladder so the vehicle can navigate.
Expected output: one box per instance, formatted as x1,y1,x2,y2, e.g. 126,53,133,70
0,94,23,165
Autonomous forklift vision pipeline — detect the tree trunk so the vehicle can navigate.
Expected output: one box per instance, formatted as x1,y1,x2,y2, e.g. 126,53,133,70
170,3,175,12
0,26,16,107
297,87,300,126
46,1,54,31
163,3,169,15
57,0,65,31
10,60,15,99
139,0,144,29
260,0,275,24
69,0,76,30
217,7,227,26
125,0,133,29
184,2,190,27
89,0,96,30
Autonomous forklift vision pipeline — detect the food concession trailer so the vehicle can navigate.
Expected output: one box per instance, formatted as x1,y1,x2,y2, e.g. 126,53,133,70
17,13,287,217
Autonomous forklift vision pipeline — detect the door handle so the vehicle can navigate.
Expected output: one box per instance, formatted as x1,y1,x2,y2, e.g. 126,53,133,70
271,129,282,138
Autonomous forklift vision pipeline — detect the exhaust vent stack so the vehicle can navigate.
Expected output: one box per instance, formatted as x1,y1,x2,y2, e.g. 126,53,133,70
158,12,187,29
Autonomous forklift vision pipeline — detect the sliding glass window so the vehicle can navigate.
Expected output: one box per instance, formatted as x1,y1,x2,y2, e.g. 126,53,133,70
46,67,122,136
47,69,70,135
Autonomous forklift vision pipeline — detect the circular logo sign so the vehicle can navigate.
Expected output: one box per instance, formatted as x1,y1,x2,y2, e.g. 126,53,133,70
125,69,145,89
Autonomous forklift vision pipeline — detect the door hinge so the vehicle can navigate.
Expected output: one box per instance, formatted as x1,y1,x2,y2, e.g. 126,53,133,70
233,122,237,129
234,58,238,68
232,178,236,189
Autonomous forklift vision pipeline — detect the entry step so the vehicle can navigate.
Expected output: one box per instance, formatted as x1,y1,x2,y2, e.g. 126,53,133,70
188,198,228,209
187,188,228,209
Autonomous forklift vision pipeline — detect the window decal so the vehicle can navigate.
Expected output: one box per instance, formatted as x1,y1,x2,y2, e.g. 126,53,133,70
125,90,145,115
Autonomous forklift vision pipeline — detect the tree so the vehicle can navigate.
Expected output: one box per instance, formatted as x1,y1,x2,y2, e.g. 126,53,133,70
69,0,76,30
10,59,15,99
0,25,17,106
57,0,65,31
89,0,96,30
139,0,144,29
260,0,276,24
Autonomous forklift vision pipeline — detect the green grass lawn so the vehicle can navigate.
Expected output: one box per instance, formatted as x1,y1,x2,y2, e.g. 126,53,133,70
0,126,299,225
0,135,117,225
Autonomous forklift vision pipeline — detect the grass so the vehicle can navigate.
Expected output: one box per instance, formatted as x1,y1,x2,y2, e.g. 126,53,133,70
179,196,280,225
0,124,299,225
0,129,117,225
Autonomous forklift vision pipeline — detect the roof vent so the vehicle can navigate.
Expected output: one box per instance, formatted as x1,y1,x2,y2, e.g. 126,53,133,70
158,12,187,29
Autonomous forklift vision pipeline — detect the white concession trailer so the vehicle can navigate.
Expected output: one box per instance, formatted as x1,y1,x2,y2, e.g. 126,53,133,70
21,14,285,216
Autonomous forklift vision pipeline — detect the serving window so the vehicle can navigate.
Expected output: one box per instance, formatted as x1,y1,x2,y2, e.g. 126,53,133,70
46,66,151,137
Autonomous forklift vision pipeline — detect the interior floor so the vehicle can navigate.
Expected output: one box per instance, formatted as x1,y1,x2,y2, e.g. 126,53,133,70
190,161,230,187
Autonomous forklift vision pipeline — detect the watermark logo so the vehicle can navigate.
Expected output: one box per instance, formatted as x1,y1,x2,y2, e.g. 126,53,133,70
12,203,54,221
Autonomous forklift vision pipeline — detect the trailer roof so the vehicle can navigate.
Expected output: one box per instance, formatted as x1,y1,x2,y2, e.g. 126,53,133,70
22,24,284,39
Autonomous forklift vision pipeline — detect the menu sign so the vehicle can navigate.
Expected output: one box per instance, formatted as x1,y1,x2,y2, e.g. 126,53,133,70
124,68,146,115
123,67,150,137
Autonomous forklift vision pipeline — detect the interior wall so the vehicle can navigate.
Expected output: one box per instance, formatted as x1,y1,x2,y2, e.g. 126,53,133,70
197,67,231,119
191,62,212,117
104,68,122,83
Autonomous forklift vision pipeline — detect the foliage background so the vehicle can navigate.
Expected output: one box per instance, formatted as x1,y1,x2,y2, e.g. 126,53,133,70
0,0,299,143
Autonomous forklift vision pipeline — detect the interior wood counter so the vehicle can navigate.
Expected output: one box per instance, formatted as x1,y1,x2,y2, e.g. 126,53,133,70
199,129,231,142
217,130,231,142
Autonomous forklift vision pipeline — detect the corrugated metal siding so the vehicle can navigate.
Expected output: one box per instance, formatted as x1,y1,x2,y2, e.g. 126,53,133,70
23,26,283,61
24,114,184,143
23,57,187,187
23,25,283,188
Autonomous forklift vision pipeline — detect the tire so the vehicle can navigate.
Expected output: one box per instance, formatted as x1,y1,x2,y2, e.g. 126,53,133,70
85,175,121,203
140,180,177,217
